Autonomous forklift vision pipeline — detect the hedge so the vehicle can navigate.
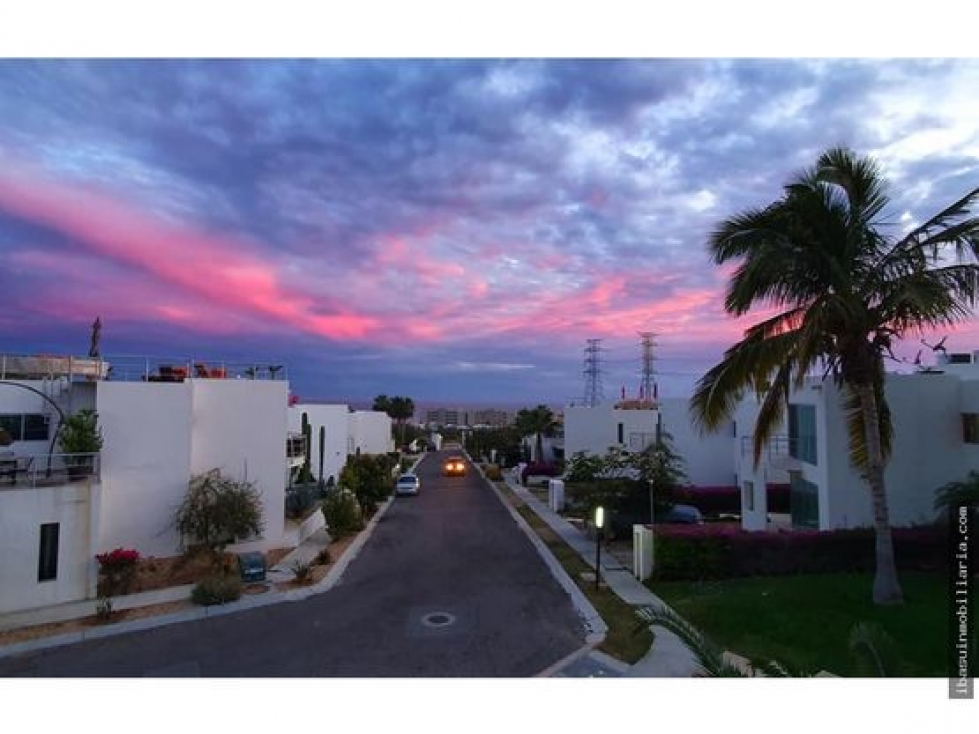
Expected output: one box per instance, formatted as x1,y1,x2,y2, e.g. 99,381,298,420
652,525,947,581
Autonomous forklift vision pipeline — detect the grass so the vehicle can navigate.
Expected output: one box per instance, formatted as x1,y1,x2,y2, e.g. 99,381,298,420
496,482,653,664
650,572,950,676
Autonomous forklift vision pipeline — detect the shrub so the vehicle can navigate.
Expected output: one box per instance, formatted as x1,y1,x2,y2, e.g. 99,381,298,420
520,463,562,485
285,484,319,519
174,470,264,554
314,548,332,565
651,525,947,581
291,559,313,584
191,574,243,605
321,488,364,538
96,547,141,596
483,463,502,481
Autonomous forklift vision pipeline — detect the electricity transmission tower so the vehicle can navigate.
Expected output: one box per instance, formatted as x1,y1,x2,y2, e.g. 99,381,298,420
638,331,658,403
582,338,604,407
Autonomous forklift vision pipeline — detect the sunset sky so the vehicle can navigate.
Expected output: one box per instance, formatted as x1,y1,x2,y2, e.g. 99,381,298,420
2,57,979,405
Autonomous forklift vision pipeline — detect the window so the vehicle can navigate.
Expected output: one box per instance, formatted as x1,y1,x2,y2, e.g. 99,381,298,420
743,481,754,512
617,422,624,444
24,414,49,441
963,414,979,444
38,523,59,582
788,404,818,464
0,413,49,441
789,475,820,529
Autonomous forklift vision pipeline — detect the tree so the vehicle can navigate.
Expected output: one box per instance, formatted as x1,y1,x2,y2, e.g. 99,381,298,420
632,429,687,522
174,470,264,556
514,405,559,463
373,394,415,448
690,146,979,605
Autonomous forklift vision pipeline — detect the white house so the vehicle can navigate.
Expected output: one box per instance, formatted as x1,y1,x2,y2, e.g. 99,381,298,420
286,403,394,487
736,350,979,532
1,354,295,615
564,401,661,458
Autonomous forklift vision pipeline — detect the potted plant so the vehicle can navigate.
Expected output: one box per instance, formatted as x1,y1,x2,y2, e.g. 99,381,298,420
58,409,104,479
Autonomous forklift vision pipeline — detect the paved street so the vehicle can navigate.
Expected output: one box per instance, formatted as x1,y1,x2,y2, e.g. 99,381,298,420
0,452,586,676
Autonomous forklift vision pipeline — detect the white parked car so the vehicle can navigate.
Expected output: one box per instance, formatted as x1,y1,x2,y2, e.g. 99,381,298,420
395,473,421,497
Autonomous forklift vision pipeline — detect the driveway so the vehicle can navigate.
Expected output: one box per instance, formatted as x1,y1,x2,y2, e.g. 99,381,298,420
0,452,586,676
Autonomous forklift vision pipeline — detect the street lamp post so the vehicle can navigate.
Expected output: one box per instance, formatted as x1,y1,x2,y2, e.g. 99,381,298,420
594,505,604,590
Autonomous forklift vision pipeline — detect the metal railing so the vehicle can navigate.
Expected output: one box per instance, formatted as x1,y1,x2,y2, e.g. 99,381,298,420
0,452,101,489
0,352,288,383
740,434,792,458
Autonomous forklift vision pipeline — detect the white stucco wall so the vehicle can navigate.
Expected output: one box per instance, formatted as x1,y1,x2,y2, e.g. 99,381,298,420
659,397,736,488
349,410,394,455
564,404,660,459
95,382,194,557
816,374,963,530
289,404,351,486
190,379,288,550
0,482,96,614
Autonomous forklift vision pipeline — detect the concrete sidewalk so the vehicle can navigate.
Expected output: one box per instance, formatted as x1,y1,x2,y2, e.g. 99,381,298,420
501,471,700,677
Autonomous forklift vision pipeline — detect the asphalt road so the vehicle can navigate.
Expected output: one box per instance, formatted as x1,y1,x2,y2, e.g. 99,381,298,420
0,451,586,677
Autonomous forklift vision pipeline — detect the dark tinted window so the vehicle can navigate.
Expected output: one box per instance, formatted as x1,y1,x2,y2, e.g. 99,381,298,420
24,414,49,441
38,523,59,582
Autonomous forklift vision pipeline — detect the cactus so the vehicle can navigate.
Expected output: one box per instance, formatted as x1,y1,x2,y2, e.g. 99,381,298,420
299,413,314,484
318,426,326,486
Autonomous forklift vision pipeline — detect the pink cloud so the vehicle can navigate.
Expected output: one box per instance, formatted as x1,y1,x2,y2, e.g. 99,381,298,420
0,161,380,341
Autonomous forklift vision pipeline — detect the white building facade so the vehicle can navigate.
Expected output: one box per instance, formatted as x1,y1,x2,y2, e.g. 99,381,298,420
737,351,979,532
1,358,294,615
287,403,394,486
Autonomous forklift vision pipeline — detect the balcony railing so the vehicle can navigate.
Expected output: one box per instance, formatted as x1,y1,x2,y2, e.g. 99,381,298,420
0,352,288,383
740,434,792,458
0,452,101,489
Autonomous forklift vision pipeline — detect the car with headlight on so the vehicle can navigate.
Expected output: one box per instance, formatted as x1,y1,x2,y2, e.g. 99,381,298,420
395,473,421,496
443,456,466,477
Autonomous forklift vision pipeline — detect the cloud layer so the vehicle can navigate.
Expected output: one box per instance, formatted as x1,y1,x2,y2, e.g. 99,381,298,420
2,59,979,404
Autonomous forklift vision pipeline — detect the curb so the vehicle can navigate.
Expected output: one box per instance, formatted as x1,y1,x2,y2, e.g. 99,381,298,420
477,464,608,647
0,491,399,660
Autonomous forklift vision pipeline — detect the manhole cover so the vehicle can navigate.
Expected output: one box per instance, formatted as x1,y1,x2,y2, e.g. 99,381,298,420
421,612,456,628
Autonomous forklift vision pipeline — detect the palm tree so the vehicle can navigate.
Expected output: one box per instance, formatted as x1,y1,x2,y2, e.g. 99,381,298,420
514,405,559,463
691,147,979,606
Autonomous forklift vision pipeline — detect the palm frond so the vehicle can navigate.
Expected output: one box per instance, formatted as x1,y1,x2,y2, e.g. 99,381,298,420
751,361,791,467
890,185,979,261
848,621,905,676
816,146,891,226
634,604,732,677
842,374,893,472
690,328,799,433
933,470,979,513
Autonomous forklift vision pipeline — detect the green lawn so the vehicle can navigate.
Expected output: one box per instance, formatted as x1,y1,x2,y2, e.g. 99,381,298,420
650,572,950,676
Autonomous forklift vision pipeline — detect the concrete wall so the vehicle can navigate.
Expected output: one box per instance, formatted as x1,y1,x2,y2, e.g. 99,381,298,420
0,481,96,614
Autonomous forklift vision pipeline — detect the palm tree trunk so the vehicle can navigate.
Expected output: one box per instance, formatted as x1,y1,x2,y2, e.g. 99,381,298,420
536,432,544,463
853,381,904,606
